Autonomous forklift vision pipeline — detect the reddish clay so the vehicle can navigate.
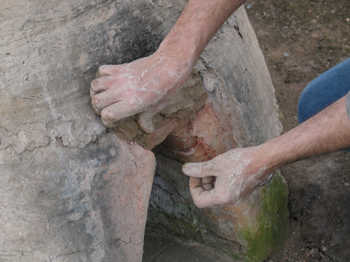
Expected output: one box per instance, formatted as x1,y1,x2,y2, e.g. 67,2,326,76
162,102,237,162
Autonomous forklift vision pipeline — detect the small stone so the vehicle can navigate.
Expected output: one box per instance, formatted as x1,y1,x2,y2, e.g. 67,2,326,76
283,52,289,57
346,18,350,23
322,246,327,252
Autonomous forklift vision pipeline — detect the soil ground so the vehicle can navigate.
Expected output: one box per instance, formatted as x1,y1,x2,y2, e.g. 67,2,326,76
245,0,350,261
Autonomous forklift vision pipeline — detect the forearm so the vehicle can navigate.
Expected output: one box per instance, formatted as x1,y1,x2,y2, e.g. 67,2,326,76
158,0,246,68
262,95,350,170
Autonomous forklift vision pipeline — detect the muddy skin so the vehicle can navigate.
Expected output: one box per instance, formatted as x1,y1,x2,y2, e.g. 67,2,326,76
90,53,193,129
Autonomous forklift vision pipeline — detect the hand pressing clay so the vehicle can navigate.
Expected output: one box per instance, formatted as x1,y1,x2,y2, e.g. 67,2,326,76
90,53,193,131
183,147,272,208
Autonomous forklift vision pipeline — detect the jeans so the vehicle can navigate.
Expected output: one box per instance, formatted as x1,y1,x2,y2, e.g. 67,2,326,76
298,58,350,123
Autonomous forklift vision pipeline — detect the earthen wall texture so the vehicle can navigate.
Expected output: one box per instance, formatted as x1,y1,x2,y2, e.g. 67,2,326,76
1,1,282,261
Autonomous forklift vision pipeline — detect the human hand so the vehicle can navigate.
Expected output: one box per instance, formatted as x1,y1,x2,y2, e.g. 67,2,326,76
182,147,272,208
90,53,191,132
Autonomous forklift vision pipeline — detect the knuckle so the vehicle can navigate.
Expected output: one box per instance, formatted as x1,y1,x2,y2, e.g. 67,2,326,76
193,198,205,209
91,79,101,90
101,114,115,127
92,96,102,111
101,109,114,122
89,88,94,98
91,79,97,88
91,95,98,105
210,194,222,206
221,192,231,204
190,193,203,208
94,97,100,106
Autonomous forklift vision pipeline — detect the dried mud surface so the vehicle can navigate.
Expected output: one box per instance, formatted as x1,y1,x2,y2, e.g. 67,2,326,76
246,0,350,261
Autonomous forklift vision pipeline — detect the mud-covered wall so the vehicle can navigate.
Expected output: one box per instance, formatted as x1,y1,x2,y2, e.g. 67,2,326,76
1,1,180,261
1,0,285,261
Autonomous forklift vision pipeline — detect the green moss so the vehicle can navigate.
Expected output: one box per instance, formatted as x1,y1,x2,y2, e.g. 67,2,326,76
240,174,289,262
147,171,289,262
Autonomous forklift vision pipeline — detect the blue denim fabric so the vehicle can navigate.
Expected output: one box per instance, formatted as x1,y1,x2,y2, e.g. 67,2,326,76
298,58,350,123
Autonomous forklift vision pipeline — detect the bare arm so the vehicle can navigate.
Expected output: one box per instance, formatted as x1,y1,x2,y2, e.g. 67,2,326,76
158,0,246,67
90,0,246,127
264,95,350,169
183,95,350,208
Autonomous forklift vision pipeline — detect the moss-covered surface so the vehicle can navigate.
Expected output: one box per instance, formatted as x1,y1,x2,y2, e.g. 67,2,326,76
147,156,289,261
239,174,289,262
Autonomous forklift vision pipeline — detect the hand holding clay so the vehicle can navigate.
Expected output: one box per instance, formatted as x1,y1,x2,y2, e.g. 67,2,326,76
182,147,272,208
90,53,191,131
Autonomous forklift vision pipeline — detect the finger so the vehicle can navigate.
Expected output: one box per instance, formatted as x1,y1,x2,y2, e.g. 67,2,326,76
101,101,141,127
137,99,169,133
189,177,217,208
138,111,156,133
90,76,116,95
182,161,218,178
92,88,124,114
97,65,123,77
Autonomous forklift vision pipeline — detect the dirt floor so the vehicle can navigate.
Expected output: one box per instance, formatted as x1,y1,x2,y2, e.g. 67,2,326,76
245,0,350,261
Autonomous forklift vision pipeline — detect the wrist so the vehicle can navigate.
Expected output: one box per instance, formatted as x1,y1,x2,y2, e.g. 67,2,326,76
257,140,287,172
157,31,200,71
152,46,195,91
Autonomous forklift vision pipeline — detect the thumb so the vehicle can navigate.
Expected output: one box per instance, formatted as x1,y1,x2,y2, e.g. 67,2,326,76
137,110,156,134
138,100,169,133
182,161,217,178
